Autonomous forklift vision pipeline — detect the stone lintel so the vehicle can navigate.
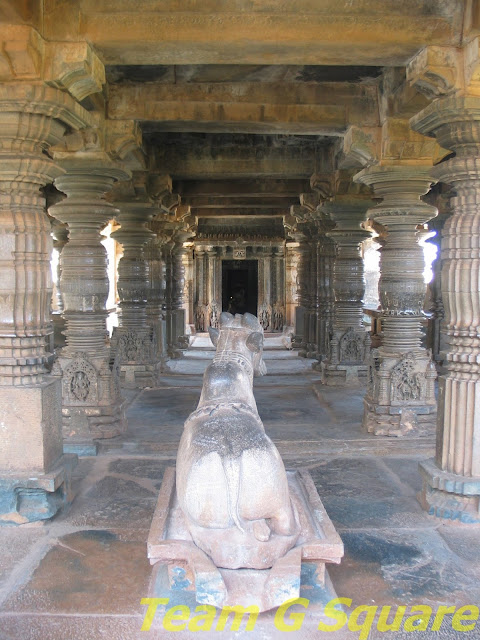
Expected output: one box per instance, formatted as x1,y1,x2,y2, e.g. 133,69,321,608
44,2,462,65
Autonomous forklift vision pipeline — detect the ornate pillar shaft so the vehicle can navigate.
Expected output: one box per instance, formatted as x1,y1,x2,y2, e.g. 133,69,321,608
112,203,157,387
0,84,90,524
49,160,130,447
292,235,311,350
194,247,208,332
206,247,219,328
145,228,168,367
312,225,335,362
271,248,286,332
321,204,370,385
285,243,299,328
355,166,437,436
411,95,480,522
259,249,272,331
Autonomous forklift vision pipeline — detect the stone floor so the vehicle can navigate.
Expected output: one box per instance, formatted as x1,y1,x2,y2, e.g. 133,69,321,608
0,344,479,639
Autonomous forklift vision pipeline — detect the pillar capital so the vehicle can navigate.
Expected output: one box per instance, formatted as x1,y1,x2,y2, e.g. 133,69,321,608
354,165,437,227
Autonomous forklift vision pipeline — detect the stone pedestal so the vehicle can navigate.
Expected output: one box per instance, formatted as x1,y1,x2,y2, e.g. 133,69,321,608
412,95,480,521
0,84,90,523
321,203,370,385
112,202,158,387
354,166,437,436
147,468,343,612
49,159,129,451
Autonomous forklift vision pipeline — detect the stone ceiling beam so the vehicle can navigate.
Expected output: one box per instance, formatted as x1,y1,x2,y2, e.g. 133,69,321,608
108,82,378,134
40,0,463,66
183,196,297,208
155,146,318,179
193,209,285,217
174,179,310,198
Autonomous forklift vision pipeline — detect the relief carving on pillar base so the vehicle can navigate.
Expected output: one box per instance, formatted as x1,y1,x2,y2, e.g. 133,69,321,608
258,303,272,331
208,302,219,329
194,304,209,332
54,353,126,441
320,328,370,385
60,352,98,405
362,350,437,436
114,328,156,366
271,304,285,332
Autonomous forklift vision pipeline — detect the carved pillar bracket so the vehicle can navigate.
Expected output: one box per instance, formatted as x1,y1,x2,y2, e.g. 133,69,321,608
0,84,92,524
354,165,438,436
411,95,480,522
111,201,157,387
48,156,130,445
320,201,371,385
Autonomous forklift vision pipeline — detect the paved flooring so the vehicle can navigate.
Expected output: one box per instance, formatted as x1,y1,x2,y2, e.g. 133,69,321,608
0,344,479,639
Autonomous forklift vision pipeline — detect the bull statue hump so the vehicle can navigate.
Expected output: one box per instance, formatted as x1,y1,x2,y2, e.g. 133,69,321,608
176,312,300,570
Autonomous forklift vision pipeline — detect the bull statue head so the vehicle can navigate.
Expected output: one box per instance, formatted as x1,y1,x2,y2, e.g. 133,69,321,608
208,312,267,377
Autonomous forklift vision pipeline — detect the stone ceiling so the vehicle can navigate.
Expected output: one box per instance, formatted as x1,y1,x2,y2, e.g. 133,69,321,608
2,0,467,237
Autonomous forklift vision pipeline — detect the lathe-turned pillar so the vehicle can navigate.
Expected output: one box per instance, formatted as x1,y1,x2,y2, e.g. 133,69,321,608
49,158,130,451
166,232,191,355
0,85,90,523
194,246,209,332
321,203,371,385
354,166,437,436
412,95,480,522
112,203,157,387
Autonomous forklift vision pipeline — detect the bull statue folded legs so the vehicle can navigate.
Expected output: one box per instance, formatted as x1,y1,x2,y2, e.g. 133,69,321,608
176,312,300,569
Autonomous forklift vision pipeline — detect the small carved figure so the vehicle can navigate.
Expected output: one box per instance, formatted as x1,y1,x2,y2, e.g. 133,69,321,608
176,312,300,569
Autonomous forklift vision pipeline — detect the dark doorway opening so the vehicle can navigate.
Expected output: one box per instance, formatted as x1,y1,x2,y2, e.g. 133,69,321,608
222,260,258,316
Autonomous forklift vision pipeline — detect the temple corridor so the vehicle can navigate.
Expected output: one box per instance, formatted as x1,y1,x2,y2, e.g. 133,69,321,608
0,343,479,639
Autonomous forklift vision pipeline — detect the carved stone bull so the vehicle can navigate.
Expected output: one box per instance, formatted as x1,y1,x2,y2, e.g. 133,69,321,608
176,312,300,570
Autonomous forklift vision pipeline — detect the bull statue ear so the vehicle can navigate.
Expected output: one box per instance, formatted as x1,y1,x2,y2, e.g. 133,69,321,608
208,326,220,347
246,331,263,353
220,312,234,327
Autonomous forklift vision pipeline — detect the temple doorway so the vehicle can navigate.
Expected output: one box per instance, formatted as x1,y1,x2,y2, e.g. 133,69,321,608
222,260,258,316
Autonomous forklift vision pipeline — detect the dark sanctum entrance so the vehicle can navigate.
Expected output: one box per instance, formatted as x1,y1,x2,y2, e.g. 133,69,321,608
222,260,258,316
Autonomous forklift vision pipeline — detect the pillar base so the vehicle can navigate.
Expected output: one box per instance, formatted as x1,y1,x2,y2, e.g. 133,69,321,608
362,395,437,436
321,362,368,386
0,453,77,525
54,352,127,443
419,458,480,524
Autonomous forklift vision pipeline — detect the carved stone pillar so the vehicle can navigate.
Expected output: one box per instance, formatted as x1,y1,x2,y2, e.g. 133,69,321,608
0,85,90,524
411,95,480,522
166,232,190,354
259,248,273,331
50,216,68,350
182,244,194,327
291,232,311,350
206,247,219,328
49,159,130,451
311,215,336,363
354,166,437,436
285,242,299,328
194,247,209,332
271,247,286,332
112,203,157,387
321,203,371,385
145,227,168,370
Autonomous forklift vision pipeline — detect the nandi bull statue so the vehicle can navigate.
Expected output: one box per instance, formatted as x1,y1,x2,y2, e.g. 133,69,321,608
176,312,300,570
